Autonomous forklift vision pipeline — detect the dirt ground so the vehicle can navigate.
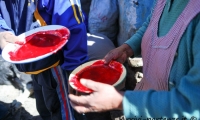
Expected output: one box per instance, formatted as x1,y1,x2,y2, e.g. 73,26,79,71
0,85,124,120
0,85,42,120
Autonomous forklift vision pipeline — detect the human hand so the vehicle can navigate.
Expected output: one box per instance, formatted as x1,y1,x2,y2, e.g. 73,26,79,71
68,79,124,113
0,31,20,49
103,44,133,64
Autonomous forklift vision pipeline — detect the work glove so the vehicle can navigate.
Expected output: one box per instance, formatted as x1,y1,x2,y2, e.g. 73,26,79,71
0,31,20,49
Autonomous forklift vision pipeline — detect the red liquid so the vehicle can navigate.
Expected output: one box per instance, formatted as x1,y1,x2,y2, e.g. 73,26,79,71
70,60,123,93
9,28,70,61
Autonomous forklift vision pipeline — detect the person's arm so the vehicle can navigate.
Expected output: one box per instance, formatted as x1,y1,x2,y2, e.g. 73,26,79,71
39,0,88,71
103,14,151,64
123,15,200,119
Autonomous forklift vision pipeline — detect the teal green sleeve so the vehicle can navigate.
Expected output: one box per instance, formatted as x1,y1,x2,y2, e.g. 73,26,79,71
123,15,200,119
125,16,150,57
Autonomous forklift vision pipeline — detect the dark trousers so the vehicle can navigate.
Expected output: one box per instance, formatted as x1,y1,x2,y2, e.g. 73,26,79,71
32,69,62,120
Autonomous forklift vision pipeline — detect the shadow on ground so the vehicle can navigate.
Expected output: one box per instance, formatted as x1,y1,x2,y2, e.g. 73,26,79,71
0,86,42,120
0,101,42,120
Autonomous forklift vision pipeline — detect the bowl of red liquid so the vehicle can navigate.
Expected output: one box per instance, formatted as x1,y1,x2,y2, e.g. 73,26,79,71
2,25,70,64
69,59,127,93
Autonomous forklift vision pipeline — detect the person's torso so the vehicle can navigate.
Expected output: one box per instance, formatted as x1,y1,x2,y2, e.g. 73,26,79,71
135,0,200,90
2,0,36,35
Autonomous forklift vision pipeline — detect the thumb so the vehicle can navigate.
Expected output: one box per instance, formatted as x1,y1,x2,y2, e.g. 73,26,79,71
0,31,20,43
5,33,20,43
80,79,103,91
0,32,20,49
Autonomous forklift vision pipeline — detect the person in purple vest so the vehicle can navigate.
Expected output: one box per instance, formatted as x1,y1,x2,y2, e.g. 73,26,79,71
69,0,200,119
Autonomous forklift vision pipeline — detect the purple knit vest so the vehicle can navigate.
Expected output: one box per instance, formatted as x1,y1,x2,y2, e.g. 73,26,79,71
134,0,200,91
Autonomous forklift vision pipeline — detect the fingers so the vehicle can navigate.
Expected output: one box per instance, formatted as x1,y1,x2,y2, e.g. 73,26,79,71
69,94,89,113
70,101,87,113
80,79,105,91
69,93,88,105
103,45,127,64
0,32,21,49
103,51,116,64
117,52,128,64
104,51,127,64
69,94,98,113
2,32,20,43
70,100,96,113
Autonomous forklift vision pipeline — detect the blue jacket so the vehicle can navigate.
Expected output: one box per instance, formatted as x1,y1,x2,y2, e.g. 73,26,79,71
0,0,88,72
